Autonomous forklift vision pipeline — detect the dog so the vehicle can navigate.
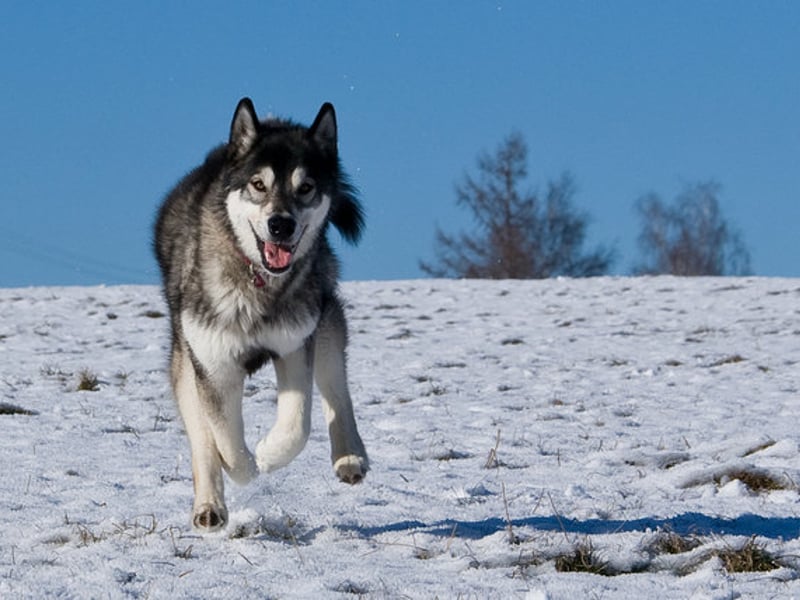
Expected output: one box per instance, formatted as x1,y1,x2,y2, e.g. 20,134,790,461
154,98,368,531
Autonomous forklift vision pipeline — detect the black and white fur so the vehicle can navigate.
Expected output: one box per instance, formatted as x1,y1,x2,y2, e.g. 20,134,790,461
154,98,368,531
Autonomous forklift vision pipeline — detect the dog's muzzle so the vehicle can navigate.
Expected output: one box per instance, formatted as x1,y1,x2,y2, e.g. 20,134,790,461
249,219,305,276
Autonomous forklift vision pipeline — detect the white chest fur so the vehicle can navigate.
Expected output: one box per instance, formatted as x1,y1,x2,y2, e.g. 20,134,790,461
181,308,317,378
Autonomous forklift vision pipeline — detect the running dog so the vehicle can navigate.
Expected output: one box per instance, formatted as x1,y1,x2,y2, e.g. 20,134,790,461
154,98,368,531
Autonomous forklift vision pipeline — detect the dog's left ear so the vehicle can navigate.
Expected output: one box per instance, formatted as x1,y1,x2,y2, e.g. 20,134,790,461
309,103,337,154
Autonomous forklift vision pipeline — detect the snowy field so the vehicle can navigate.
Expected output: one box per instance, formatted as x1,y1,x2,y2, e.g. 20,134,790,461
1,277,800,599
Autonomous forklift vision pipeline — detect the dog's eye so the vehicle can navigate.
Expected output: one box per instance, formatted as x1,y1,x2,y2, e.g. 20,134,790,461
297,181,315,196
250,179,266,192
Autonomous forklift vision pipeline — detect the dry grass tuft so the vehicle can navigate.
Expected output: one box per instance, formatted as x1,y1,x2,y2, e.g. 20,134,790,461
714,468,788,493
708,354,746,367
0,402,38,416
650,530,703,555
682,465,791,493
76,369,100,392
714,537,782,573
554,541,612,576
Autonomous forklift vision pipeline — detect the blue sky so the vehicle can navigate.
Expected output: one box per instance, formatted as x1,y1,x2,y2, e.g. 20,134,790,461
0,1,797,286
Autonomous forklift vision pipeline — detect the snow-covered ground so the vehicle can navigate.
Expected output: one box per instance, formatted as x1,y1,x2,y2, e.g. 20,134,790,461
1,277,799,598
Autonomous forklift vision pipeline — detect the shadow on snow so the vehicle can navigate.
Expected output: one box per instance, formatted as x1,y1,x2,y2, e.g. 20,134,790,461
343,513,800,541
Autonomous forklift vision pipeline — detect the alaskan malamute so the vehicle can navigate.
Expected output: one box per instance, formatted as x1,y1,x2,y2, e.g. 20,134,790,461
154,98,368,531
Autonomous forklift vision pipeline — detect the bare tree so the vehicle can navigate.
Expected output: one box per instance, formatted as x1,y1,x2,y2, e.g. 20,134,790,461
420,132,614,279
634,181,751,276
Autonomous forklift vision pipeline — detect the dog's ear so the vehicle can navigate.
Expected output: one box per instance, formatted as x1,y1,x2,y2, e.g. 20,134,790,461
229,98,258,158
309,103,337,154
311,103,363,244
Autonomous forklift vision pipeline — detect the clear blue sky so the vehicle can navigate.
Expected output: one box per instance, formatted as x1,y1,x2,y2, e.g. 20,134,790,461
0,1,797,286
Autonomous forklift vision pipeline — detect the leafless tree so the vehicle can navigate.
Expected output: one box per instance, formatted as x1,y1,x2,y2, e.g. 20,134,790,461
634,181,751,276
420,132,614,279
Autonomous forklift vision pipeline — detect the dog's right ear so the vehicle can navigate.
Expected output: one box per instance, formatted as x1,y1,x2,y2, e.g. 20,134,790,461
229,98,258,158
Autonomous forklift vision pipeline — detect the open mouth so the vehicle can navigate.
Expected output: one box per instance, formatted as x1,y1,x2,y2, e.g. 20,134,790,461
259,238,294,274
249,222,305,276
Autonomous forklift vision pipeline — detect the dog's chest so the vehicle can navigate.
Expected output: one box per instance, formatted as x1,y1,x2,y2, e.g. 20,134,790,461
251,316,317,357
181,287,319,375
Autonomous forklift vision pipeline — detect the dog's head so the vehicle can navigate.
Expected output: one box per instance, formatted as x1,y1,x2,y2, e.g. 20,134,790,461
223,98,363,277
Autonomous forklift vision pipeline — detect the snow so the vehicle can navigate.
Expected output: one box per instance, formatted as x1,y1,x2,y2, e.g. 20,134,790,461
1,277,799,598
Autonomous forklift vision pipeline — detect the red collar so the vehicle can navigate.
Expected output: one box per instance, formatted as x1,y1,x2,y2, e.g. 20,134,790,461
237,251,267,288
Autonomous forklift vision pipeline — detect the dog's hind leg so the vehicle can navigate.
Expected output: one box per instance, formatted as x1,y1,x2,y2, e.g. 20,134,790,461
255,341,314,473
314,298,369,484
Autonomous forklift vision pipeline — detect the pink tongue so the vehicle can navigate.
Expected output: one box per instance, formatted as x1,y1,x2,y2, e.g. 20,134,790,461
264,242,293,269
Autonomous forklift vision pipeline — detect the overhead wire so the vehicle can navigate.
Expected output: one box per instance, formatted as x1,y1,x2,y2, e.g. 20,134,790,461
0,225,156,285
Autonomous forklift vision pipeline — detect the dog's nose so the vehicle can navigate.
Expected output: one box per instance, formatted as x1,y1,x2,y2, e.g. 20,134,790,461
267,215,296,241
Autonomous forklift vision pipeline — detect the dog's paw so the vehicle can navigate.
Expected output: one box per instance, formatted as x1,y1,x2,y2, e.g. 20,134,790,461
334,454,369,484
255,437,282,473
225,451,259,485
192,503,228,532
255,431,308,473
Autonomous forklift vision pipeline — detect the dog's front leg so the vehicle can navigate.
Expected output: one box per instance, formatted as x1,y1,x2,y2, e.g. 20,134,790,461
256,341,314,473
172,337,257,532
315,299,369,484
171,343,228,531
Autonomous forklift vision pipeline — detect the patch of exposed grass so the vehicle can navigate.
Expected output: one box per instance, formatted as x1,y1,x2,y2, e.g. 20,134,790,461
433,448,472,461
424,383,448,397
76,369,100,392
386,328,413,340
649,530,703,555
75,523,104,546
714,537,782,573
0,402,38,416
332,580,370,595
682,465,791,493
462,529,787,579
707,354,746,368
60,514,159,548
741,439,777,457
714,467,788,493
554,541,612,576
607,358,630,367
434,361,467,369
374,303,410,311
101,424,139,436
655,452,691,470
40,365,71,383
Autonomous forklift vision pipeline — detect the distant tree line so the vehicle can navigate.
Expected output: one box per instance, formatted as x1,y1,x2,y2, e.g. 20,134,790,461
420,133,752,279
